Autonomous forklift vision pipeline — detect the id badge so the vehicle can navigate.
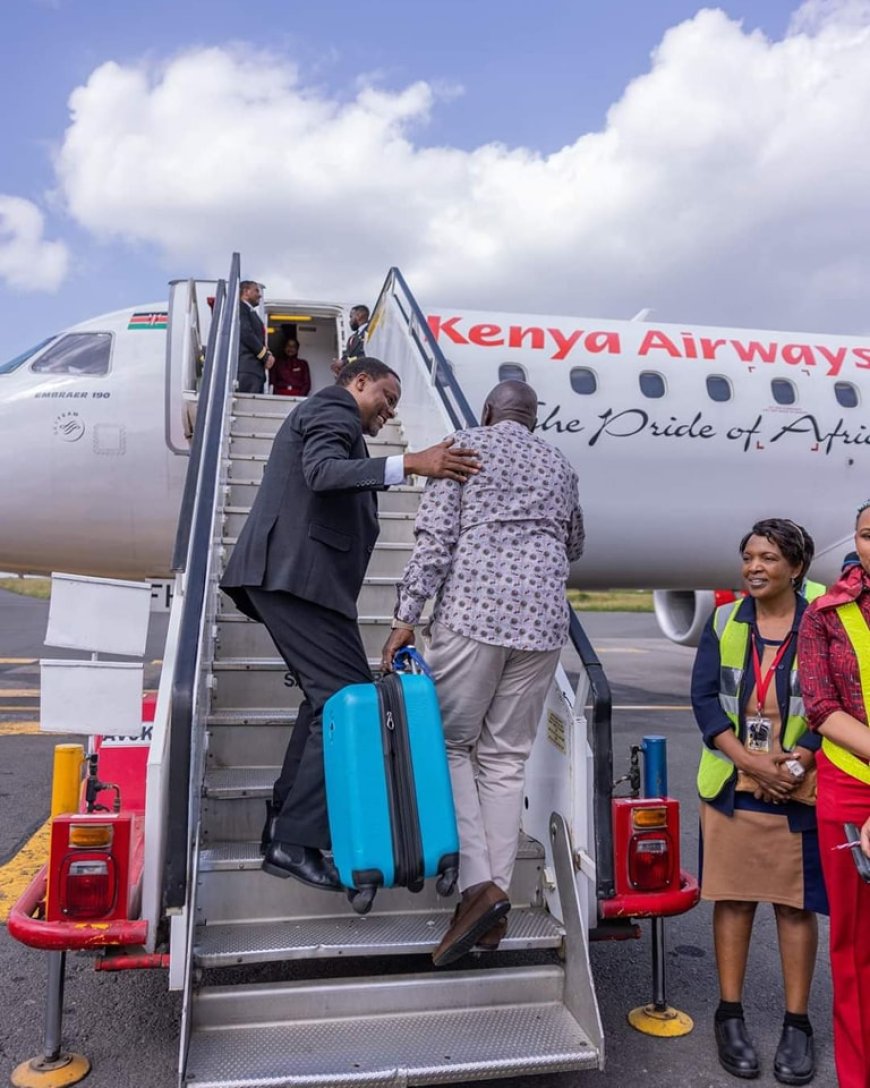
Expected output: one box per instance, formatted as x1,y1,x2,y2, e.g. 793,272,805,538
746,715,773,753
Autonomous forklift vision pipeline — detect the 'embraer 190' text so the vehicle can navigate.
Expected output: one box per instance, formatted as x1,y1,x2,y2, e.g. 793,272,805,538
427,315,870,376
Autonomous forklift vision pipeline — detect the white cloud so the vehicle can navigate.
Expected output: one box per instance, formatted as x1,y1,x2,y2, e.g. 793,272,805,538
55,2,870,333
0,196,69,291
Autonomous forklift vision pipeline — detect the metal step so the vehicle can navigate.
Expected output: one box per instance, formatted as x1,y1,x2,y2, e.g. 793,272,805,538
185,969,599,1087
229,405,404,442
203,766,277,799
224,480,423,513
226,442,406,481
195,841,546,921
218,541,413,578
229,432,408,459
214,615,415,660
216,577,405,619
221,508,416,544
194,906,564,967
206,719,294,768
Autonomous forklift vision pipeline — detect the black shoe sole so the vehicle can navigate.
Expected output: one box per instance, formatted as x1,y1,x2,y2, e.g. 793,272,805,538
261,858,342,891
432,901,511,967
716,1055,760,1080
774,1067,815,1086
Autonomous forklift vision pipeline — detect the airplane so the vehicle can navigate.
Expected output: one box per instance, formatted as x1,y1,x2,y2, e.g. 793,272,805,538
1,269,868,646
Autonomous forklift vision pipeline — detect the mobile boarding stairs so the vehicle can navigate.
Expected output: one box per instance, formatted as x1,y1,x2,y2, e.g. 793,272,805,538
14,257,698,1088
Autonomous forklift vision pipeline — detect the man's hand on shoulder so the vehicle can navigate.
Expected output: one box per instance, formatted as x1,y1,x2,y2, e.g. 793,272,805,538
404,437,480,483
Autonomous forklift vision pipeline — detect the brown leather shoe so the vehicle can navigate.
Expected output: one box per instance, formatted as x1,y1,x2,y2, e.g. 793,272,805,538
432,883,510,967
476,915,508,950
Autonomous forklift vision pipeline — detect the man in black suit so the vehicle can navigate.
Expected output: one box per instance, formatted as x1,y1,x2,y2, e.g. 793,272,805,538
220,358,480,889
331,304,370,376
237,280,274,394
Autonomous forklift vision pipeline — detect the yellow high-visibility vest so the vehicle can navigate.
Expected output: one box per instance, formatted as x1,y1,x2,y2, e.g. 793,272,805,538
697,600,806,801
821,601,870,786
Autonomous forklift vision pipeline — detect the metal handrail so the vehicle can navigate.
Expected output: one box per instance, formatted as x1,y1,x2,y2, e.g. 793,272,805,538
171,279,227,572
164,255,240,910
370,266,616,903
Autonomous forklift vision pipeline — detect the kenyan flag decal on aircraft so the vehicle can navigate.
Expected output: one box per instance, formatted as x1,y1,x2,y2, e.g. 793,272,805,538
128,311,168,330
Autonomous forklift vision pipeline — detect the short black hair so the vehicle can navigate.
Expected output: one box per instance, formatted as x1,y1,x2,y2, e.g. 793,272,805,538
351,304,370,320
335,357,400,387
739,518,815,582
239,280,259,292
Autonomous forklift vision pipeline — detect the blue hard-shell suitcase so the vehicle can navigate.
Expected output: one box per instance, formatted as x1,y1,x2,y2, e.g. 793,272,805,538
323,649,459,914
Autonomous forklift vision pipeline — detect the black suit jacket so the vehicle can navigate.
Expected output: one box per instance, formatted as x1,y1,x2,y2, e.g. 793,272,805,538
342,323,367,363
238,302,268,380
221,385,388,620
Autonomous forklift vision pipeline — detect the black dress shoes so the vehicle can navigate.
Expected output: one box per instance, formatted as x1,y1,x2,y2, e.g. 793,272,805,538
774,1025,815,1085
714,1017,760,1079
260,801,279,856
262,841,341,890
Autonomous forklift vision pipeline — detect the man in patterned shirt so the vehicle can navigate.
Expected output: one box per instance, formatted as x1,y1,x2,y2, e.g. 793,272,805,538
381,380,584,965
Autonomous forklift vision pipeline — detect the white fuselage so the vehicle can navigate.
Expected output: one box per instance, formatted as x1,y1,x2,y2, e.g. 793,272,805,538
1,293,867,591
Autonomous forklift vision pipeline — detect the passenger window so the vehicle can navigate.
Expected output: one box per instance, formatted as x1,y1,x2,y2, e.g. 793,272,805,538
31,333,112,376
639,371,666,399
0,337,55,375
706,375,732,403
498,363,526,382
771,378,796,406
835,381,859,408
570,367,597,395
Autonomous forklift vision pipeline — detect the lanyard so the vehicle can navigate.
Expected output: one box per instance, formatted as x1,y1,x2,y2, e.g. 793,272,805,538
750,630,792,716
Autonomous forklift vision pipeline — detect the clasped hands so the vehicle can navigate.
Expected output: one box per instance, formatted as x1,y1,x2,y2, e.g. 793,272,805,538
739,748,814,804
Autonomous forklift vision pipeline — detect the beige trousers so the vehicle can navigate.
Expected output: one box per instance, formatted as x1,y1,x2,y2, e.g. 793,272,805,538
426,622,562,894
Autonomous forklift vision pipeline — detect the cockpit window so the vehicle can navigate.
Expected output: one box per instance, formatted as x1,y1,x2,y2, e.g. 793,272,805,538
30,333,112,376
0,337,55,375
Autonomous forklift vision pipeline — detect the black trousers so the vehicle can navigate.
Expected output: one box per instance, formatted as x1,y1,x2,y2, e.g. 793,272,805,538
237,370,265,394
245,589,371,848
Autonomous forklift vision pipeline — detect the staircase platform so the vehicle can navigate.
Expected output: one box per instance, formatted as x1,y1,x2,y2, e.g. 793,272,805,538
194,906,563,967
186,968,598,1087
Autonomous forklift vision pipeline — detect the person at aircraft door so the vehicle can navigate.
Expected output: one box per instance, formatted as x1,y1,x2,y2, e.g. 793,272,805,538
380,379,584,966
220,358,481,891
237,280,274,394
270,337,311,397
798,501,870,1088
692,518,825,1085
331,304,369,376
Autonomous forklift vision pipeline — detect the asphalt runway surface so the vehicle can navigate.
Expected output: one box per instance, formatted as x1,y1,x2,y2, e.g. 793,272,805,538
0,593,836,1087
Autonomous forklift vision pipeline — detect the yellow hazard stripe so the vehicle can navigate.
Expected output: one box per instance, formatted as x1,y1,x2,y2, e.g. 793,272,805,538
0,658,36,665
0,721,41,735
0,819,50,924
0,689,40,698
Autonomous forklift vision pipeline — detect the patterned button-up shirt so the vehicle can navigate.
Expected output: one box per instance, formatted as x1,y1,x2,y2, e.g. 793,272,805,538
395,420,584,651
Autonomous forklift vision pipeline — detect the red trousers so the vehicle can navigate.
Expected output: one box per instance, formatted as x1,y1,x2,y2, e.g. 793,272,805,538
817,751,870,1088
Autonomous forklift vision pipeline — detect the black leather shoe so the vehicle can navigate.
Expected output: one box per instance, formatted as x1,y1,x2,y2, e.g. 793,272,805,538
262,842,341,890
774,1025,815,1085
714,1017,760,1079
259,801,279,856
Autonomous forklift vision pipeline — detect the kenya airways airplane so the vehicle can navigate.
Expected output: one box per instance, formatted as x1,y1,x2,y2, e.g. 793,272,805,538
1,269,867,645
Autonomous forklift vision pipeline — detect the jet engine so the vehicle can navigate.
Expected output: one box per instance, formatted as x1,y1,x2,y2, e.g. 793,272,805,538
652,590,717,647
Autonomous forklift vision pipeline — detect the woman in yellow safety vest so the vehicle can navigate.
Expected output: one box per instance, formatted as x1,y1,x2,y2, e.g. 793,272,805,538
692,518,826,1085
798,503,870,1088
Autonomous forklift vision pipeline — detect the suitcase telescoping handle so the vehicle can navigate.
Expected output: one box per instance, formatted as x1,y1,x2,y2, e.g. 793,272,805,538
392,647,434,680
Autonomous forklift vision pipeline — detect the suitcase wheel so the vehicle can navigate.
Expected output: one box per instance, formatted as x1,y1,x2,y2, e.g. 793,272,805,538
436,868,458,897
347,886,377,915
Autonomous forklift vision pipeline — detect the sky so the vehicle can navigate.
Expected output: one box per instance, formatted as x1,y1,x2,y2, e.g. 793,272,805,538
1,0,869,362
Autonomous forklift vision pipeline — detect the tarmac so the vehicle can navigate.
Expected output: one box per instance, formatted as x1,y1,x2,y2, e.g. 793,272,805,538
0,592,836,1088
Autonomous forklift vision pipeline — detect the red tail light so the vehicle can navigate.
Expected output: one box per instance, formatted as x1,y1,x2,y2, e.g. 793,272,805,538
60,855,118,919
628,832,674,891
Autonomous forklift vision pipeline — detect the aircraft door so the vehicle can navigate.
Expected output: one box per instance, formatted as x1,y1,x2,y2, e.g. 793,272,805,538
166,279,212,452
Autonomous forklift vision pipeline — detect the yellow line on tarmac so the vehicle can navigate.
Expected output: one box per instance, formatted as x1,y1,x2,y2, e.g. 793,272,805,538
0,706,40,713
0,689,40,697
0,721,41,735
0,658,36,664
0,819,50,924
596,648,649,654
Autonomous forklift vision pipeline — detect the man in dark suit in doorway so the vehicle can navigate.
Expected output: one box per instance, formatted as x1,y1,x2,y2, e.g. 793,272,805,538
331,304,370,376
237,280,274,393
220,358,481,889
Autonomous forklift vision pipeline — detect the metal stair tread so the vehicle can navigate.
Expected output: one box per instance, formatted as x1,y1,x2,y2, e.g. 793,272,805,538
200,838,545,871
193,907,564,966
210,657,381,671
223,506,415,520
203,767,279,797
206,709,299,727
185,994,596,1086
